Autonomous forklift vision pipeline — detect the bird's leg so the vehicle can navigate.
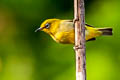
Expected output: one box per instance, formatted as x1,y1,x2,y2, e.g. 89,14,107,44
73,17,79,24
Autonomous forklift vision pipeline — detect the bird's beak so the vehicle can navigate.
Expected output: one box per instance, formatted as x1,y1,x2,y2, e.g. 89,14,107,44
35,27,44,32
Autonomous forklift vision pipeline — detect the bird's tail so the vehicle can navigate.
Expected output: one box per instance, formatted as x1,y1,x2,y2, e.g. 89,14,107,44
98,28,113,35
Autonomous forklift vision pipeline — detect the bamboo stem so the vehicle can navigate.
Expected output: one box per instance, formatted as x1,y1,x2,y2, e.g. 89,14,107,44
74,0,86,80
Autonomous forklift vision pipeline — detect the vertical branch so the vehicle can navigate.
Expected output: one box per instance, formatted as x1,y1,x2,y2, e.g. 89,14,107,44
74,0,86,80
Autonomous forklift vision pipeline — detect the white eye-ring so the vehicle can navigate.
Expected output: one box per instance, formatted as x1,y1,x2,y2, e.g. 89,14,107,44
45,23,50,29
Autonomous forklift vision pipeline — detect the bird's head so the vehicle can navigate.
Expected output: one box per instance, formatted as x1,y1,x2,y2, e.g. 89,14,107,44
35,19,60,34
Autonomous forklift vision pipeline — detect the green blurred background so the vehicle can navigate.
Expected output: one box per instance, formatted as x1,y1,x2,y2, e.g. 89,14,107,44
0,0,120,80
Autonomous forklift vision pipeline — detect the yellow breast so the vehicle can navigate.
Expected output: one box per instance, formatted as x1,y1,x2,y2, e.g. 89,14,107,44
50,20,75,44
48,20,102,44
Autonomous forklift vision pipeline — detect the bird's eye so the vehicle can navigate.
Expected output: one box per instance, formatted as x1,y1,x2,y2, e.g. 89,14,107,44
45,23,50,29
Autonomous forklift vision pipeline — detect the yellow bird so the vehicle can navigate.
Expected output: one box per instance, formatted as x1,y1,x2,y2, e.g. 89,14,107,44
35,19,112,44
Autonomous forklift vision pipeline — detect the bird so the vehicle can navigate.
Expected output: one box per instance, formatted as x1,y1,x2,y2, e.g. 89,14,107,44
35,19,112,44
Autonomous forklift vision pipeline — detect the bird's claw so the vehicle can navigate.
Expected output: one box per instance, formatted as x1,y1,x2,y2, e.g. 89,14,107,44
73,17,79,24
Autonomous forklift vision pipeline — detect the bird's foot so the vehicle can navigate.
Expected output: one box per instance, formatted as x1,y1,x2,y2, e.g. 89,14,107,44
73,17,79,24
